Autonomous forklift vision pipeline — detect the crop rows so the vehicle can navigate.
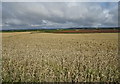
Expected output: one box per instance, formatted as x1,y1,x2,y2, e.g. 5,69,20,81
2,33,120,82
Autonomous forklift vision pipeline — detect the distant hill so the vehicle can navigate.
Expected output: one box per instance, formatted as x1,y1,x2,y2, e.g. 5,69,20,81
1,27,119,33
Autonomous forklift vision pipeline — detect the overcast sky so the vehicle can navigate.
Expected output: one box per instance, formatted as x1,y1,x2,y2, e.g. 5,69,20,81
2,2,118,30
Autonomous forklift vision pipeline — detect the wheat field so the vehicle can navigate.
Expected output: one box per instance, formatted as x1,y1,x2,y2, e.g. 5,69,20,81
2,32,120,82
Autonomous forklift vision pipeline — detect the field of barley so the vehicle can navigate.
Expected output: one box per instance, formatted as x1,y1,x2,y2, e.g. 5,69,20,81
2,32,120,82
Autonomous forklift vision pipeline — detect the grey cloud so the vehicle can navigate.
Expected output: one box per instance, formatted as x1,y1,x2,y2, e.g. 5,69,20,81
2,2,118,29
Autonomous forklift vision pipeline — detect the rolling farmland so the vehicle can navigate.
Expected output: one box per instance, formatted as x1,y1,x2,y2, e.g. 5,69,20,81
2,32,120,82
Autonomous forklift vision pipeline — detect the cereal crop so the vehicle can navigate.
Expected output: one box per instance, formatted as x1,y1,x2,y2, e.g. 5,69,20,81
2,32,120,82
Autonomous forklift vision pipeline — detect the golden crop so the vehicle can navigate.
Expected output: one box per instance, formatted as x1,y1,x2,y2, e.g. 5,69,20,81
2,32,120,82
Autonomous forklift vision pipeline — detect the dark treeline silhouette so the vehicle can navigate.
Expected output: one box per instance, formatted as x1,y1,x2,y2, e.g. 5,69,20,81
1,27,119,33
